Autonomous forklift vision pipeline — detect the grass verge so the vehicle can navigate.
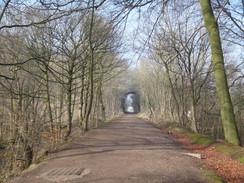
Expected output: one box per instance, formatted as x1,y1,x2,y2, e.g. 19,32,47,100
166,124,244,163
201,169,226,183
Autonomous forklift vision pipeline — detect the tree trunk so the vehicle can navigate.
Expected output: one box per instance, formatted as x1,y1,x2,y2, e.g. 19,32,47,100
164,63,182,124
190,103,198,133
45,69,54,133
190,80,198,133
84,54,94,131
79,66,86,129
199,0,241,145
98,79,106,122
84,2,95,131
65,79,73,139
58,85,64,138
24,144,33,168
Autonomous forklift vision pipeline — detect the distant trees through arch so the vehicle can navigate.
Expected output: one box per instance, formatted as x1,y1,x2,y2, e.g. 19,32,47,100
121,92,140,114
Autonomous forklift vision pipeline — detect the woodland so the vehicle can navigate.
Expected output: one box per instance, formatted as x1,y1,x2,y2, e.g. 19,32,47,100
0,0,243,181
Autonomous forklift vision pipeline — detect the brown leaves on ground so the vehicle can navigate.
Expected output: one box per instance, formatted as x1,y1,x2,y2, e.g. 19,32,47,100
171,131,244,183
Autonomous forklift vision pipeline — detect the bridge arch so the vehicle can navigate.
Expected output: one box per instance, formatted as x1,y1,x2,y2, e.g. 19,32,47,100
121,91,140,114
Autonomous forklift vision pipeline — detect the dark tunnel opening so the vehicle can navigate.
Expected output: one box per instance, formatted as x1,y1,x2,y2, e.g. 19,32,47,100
121,92,140,114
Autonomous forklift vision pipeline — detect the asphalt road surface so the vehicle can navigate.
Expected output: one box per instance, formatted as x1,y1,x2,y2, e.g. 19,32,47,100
9,115,209,183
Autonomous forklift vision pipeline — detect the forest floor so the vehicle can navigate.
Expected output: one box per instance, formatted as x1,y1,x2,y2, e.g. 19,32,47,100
8,115,209,183
154,124,244,183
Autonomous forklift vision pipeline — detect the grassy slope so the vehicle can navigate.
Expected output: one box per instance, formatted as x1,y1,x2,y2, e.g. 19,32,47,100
164,124,244,183
202,169,226,183
167,125,244,163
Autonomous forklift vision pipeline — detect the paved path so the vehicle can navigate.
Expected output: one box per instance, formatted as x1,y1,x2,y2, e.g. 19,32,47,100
9,115,208,183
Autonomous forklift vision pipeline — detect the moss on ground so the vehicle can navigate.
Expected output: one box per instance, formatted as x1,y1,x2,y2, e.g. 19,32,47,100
167,125,244,163
187,133,216,146
215,143,244,163
202,168,226,183
166,124,191,134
